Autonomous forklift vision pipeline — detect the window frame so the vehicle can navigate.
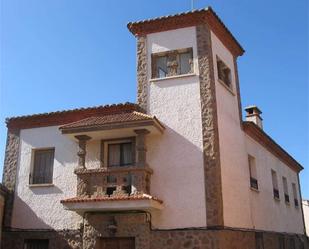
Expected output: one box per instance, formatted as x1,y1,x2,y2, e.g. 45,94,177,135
151,47,193,79
29,148,55,186
248,155,259,191
24,239,49,249
271,170,280,200
101,138,135,168
216,55,233,93
292,183,299,207
282,176,290,204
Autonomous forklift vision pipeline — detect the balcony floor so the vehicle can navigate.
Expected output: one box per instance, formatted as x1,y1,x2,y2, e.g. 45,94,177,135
60,194,163,213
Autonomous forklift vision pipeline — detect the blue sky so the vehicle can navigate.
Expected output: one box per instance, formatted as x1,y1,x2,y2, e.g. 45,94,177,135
0,0,308,198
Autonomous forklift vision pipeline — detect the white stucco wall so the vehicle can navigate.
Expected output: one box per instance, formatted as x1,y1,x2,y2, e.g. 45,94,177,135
211,31,304,234
11,126,82,230
211,31,253,229
145,27,207,229
246,136,304,234
303,200,309,235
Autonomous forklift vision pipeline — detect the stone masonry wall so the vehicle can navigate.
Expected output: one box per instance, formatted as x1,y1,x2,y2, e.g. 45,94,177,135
196,24,224,227
83,213,150,249
2,223,308,248
2,128,20,228
2,229,82,249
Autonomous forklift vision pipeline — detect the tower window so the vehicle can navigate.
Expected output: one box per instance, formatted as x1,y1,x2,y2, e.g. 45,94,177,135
152,48,193,78
216,56,232,88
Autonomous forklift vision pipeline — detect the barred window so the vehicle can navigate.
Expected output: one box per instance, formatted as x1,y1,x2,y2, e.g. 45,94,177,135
282,177,290,204
24,239,49,249
271,170,280,200
30,149,54,184
292,183,299,207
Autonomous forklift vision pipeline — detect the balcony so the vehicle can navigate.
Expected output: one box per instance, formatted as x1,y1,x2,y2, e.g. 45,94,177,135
59,110,164,213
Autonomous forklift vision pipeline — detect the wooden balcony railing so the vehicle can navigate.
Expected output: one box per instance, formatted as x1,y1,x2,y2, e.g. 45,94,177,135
74,166,152,198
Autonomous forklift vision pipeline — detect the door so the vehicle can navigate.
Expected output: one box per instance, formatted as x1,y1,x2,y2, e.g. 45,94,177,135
98,237,135,249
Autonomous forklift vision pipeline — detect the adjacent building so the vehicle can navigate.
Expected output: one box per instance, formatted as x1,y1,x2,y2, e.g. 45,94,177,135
1,7,308,249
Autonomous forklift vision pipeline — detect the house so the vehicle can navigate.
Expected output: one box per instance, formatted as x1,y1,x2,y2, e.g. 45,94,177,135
304,200,309,235
1,7,308,249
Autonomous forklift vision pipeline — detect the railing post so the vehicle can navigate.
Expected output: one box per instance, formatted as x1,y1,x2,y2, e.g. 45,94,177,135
134,129,150,167
75,135,91,169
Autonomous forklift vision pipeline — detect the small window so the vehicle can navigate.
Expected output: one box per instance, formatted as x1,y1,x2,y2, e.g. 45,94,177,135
271,170,280,200
30,149,55,185
278,236,285,249
152,48,193,78
292,183,299,207
108,142,133,167
217,57,232,88
24,239,49,249
248,155,258,190
282,177,290,204
255,233,264,249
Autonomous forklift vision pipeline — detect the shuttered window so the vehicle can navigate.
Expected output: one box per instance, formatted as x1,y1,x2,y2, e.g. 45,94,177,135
24,239,49,249
30,149,55,184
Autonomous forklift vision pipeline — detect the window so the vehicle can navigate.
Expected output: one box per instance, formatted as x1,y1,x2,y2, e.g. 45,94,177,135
292,183,299,207
152,48,193,78
255,233,264,249
24,239,49,249
217,56,232,88
30,149,54,185
108,142,133,167
282,177,290,204
248,155,258,190
289,238,295,249
278,236,285,249
271,170,279,200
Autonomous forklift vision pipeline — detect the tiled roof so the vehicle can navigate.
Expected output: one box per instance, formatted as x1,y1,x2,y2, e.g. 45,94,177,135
59,111,153,130
60,194,163,204
243,121,303,172
6,102,139,129
127,7,244,56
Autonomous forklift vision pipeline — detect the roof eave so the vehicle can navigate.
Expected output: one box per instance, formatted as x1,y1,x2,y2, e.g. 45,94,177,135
243,121,303,172
127,7,244,57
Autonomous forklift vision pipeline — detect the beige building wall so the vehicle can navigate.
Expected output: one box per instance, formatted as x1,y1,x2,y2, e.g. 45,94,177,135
303,200,309,235
211,30,304,234
11,126,82,230
246,135,303,234
145,27,207,229
211,31,253,229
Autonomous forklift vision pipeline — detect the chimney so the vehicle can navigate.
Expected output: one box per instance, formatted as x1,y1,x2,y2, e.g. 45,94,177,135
245,106,263,129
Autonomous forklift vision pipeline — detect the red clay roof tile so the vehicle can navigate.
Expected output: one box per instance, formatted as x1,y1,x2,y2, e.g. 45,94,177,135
60,194,163,204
